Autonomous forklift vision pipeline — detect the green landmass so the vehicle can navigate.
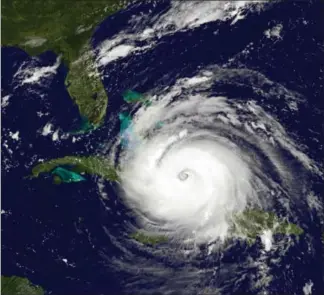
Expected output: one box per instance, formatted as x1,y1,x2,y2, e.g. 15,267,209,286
52,167,86,183
65,45,108,126
231,209,304,242
2,0,129,126
31,156,119,182
130,231,168,246
1,275,44,295
131,210,303,246
52,174,63,185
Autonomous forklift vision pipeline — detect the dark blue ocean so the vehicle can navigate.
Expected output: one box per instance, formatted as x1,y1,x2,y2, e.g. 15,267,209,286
2,1,324,294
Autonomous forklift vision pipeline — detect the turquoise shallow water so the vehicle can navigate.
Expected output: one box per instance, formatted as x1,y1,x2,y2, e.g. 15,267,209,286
52,167,86,183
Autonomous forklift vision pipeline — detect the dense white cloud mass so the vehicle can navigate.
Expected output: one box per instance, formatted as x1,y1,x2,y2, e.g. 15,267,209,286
111,66,321,245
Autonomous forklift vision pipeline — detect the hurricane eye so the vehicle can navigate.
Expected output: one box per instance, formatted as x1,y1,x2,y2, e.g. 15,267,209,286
178,170,189,181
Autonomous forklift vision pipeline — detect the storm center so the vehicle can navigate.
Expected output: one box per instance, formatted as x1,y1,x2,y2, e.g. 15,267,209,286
178,170,190,181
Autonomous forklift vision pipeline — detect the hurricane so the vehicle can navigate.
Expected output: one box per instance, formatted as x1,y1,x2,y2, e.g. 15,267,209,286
104,66,322,294
115,68,299,244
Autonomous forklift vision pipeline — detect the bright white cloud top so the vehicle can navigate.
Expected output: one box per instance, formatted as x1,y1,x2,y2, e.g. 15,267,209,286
110,66,321,246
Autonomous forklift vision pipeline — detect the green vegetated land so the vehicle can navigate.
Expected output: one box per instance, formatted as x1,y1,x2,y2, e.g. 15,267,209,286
231,209,304,243
130,210,304,246
2,0,130,126
130,231,169,246
65,44,108,126
1,276,44,295
31,156,119,182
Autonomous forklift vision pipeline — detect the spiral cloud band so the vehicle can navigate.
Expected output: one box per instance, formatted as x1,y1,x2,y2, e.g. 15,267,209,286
114,66,320,245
